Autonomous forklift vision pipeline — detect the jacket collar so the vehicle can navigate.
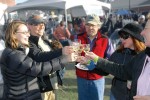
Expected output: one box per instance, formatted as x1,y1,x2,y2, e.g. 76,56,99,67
122,48,137,55
78,31,103,44
29,35,40,45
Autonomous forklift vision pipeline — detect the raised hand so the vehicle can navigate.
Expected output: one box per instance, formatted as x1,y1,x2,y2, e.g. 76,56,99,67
76,56,89,65
85,52,99,61
62,46,74,55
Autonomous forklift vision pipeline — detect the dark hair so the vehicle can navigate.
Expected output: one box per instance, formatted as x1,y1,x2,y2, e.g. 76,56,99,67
27,15,44,25
60,21,65,26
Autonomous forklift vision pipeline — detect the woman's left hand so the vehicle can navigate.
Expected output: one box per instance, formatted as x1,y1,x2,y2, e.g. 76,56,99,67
62,46,74,55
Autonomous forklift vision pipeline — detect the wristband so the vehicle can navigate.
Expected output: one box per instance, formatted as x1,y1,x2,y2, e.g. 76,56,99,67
93,57,99,64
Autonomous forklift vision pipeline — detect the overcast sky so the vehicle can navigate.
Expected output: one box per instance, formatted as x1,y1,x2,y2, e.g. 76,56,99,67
15,0,28,4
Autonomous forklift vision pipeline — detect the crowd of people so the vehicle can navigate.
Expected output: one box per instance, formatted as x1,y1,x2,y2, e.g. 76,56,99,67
0,11,149,100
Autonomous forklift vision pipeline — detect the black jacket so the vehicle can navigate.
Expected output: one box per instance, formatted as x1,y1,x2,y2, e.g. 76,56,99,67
29,35,62,62
28,35,64,89
96,51,146,100
109,49,137,100
0,47,63,100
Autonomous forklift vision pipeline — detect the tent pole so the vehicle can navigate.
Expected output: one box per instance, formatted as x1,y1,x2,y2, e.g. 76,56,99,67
65,8,67,28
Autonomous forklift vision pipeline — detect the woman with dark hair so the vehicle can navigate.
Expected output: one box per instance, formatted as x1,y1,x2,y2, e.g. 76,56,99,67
0,21,73,100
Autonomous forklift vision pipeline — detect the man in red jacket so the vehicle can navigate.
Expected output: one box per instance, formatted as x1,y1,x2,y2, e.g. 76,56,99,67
76,14,112,100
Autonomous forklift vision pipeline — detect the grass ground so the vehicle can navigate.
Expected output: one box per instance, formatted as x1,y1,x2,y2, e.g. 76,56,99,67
57,63,112,100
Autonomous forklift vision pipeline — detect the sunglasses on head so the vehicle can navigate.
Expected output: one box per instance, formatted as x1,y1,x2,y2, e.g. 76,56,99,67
119,33,130,40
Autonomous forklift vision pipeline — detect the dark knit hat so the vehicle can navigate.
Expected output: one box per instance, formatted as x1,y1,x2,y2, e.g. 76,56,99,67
27,15,45,25
118,23,144,42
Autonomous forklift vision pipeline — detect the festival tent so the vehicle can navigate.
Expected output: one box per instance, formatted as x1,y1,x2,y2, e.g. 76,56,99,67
7,0,111,16
69,5,105,17
6,0,111,25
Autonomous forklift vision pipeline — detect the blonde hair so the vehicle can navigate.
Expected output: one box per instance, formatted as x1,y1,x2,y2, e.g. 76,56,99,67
5,20,27,49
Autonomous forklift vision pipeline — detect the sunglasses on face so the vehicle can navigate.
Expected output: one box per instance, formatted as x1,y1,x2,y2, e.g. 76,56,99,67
119,33,130,40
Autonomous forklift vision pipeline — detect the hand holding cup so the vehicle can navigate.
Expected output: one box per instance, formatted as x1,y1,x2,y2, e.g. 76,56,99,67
85,52,99,61
62,46,74,55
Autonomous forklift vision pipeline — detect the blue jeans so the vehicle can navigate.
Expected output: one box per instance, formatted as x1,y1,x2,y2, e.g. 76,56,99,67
59,67,66,79
77,77,105,100
110,91,116,100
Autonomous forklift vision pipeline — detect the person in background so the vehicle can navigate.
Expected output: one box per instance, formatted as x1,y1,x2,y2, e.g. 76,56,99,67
113,15,123,32
76,14,113,100
70,22,82,41
68,21,74,35
100,14,114,37
78,13,150,100
27,15,73,100
53,20,71,46
109,23,145,100
0,20,73,100
79,17,86,34
138,15,146,28
45,18,55,34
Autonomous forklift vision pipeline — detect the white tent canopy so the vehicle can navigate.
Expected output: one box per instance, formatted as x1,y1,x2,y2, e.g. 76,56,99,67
69,5,104,17
7,0,111,26
7,0,111,15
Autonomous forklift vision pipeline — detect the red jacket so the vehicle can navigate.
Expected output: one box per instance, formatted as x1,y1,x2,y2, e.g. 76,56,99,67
76,31,108,80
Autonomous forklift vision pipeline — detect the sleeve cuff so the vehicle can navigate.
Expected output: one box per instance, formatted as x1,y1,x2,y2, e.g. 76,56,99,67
93,56,99,64
87,61,96,70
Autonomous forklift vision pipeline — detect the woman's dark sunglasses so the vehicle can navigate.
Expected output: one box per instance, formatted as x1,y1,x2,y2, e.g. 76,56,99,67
119,33,130,40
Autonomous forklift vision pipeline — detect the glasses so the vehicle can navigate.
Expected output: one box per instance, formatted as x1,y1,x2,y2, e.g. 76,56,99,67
86,24,97,28
16,31,30,35
30,23,45,26
119,33,130,40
